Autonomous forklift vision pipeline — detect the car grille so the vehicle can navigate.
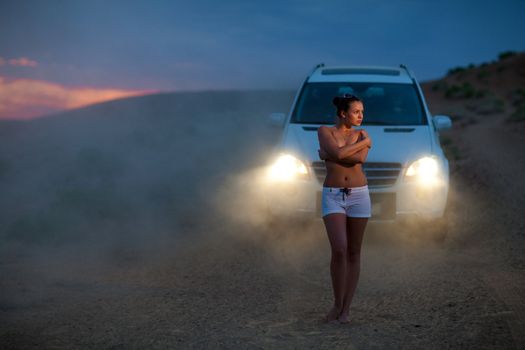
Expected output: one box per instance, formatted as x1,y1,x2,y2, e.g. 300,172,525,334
311,161,402,188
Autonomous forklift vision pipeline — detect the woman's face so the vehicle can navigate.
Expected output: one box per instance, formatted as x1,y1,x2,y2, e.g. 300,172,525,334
342,101,364,127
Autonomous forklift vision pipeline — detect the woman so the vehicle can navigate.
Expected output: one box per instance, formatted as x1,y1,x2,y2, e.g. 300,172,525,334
317,94,372,324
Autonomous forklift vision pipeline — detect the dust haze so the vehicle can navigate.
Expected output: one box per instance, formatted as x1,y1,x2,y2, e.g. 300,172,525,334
1,85,524,348
0,89,334,294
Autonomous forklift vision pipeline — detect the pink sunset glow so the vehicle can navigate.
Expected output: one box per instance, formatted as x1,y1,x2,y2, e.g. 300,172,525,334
0,76,157,120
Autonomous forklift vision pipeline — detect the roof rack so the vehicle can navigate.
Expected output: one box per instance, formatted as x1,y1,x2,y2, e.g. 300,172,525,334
300,63,324,85
308,63,324,77
321,67,400,76
399,64,414,80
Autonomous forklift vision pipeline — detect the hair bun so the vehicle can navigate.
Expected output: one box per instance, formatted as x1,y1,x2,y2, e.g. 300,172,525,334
332,97,340,107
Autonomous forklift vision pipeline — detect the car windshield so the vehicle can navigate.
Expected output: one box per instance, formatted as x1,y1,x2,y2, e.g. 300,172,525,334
291,82,427,125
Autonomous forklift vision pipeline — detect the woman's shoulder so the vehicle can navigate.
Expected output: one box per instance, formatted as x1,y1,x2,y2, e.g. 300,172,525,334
318,125,336,134
317,126,338,140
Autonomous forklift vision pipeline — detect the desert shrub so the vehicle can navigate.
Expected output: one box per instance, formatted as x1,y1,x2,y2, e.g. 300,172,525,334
466,96,506,115
498,51,516,61
461,83,475,98
515,87,525,97
445,85,461,98
476,70,489,80
494,98,505,109
507,102,525,122
475,89,489,98
444,82,475,98
508,88,525,106
432,81,448,91
447,66,466,76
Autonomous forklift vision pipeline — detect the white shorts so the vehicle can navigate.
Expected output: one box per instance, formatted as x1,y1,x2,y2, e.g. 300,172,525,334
321,185,372,218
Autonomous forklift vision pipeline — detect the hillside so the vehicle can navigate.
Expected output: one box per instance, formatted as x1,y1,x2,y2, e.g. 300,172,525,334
422,51,525,267
422,50,525,124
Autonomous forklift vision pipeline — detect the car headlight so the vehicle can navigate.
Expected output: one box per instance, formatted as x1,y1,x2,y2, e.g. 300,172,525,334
267,154,308,182
404,156,441,186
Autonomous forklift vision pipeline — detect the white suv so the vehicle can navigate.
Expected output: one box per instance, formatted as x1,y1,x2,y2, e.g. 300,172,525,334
264,63,452,238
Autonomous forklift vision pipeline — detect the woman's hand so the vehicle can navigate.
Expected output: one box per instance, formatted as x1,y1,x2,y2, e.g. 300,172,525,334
360,130,372,148
359,129,369,139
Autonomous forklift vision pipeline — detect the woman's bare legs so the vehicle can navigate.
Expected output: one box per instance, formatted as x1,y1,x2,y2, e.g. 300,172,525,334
338,217,368,323
322,213,348,322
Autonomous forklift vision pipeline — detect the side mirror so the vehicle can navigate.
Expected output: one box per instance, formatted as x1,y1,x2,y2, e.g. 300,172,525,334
267,112,286,128
433,115,452,131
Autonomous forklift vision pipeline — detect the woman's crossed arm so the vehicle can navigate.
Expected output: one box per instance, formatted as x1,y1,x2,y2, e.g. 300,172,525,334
317,127,371,165
319,147,369,165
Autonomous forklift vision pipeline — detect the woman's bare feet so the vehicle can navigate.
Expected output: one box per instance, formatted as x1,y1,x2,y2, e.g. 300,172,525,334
324,305,341,323
337,311,350,324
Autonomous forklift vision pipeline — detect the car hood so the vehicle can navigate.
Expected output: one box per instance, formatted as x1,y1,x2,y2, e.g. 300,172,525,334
280,124,434,165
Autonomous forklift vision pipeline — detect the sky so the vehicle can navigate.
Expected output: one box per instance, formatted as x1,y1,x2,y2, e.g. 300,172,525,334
1,0,524,119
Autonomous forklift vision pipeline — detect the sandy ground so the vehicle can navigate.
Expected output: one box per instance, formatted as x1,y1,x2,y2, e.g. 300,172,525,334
1,91,524,349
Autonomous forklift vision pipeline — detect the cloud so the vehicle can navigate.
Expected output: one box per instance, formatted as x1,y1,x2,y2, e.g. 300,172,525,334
0,76,157,120
8,57,38,67
0,56,38,67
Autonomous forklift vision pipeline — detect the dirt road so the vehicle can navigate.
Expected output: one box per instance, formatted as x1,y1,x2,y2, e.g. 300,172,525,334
1,91,524,349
